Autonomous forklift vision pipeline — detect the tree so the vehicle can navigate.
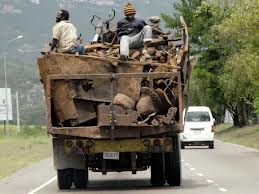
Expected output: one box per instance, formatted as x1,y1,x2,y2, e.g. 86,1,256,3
219,48,259,126
161,0,203,28
161,0,259,126
216,0,259,126
162,0,228,122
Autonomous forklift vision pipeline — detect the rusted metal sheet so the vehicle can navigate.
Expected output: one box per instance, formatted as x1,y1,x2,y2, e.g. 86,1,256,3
70,99,97,126
45,72,182,128
49,124,182,139
117,64,143,102
97,104,138,126
52,80,77,124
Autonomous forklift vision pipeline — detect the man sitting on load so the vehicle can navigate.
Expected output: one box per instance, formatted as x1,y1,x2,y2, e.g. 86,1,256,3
51,9,85,55
117,3,152,61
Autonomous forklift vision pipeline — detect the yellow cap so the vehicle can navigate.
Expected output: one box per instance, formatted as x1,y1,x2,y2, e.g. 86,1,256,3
124,3,136,16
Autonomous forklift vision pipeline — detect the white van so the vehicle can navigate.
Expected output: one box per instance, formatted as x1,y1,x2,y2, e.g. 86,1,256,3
180,106,215,149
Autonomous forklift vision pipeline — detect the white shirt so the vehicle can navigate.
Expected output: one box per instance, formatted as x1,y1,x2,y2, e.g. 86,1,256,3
52,20,78,52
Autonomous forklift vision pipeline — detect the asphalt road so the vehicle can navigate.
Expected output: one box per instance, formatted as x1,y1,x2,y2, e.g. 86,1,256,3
1,140,259,194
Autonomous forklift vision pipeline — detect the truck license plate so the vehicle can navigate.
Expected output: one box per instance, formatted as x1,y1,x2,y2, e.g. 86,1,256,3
103,152,119,160
194,130,201,134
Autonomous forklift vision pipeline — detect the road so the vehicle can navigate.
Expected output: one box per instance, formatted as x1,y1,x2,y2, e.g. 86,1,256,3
1,140,259,194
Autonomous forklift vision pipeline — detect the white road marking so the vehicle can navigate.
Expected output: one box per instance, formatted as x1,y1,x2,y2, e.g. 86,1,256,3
196,173,204,177
27,176,57,194
207,179,214,183
219,188,228,192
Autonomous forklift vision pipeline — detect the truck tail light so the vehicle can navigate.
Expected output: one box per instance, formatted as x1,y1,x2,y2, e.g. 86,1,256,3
76,140,84,148
143,139,150,146
164,138,172,146
65,140,73,148
153,139,161,146
86,140,94,147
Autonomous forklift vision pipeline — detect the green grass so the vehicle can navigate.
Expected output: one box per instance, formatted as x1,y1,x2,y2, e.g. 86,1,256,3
215,124,259,150
0,125,52,179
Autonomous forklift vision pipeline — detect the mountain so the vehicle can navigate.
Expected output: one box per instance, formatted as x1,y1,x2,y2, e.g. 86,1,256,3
0,0,177,125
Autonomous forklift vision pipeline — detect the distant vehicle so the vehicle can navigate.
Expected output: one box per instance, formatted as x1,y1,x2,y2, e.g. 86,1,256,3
180,106,215,149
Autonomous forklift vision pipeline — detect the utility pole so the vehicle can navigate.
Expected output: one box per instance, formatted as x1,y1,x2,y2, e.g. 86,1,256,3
3,35,23,136
16,91,20,133
4,55,9,136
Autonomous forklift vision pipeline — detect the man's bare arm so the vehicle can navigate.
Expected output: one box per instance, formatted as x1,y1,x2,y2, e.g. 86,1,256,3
51,38,59,51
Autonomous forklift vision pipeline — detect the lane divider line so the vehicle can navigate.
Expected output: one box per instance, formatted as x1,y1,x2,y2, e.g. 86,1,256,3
27,176,57,194
183,159,229,193
219,188,228,192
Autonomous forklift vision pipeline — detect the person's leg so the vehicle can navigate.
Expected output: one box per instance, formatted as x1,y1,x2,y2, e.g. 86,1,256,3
76,44,85,55
120,35,130,59
129,25,153,49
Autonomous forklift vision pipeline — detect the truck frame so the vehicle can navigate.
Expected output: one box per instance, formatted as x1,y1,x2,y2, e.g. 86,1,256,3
37,16,190,189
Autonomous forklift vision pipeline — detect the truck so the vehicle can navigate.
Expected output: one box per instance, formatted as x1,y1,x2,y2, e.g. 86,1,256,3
37,15,191,189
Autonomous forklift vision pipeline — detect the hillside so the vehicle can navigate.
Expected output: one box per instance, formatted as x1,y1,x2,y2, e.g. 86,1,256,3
0,0,175,57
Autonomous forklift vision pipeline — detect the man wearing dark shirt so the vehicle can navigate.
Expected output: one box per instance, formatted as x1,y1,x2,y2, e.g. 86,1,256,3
117,3,152,61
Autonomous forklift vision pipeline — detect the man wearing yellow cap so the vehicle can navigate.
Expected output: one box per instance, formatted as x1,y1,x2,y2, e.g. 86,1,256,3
117,3,152,61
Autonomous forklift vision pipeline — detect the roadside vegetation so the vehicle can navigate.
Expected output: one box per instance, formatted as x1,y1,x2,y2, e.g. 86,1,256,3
215,124,259,150
0,125,51,179
162,0,259,127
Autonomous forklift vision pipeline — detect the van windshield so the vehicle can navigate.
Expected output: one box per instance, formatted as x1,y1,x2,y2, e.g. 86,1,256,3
185,111,211,122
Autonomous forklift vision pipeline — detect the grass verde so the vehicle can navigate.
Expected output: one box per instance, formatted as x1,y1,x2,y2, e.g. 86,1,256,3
0,125,51,178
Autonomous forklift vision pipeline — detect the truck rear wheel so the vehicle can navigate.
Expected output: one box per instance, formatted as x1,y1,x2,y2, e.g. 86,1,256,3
150,153,166,186
73,155,89,189
57,169,73,190
73,169,88,189
181,141,185,149
209,141,214,149
165,134,182,186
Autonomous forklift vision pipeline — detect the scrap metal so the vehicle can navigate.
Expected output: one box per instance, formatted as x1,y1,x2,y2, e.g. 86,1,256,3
37,16,190,138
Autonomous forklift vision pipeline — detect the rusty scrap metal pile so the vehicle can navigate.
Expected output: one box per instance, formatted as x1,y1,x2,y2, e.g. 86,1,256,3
38,24,189,128
85,35,184,67
80,33,185,127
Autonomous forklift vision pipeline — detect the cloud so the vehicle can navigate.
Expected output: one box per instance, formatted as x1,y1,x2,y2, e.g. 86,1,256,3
0,4,22,14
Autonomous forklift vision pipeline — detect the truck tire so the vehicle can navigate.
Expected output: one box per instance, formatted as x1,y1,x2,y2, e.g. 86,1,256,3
181,141,185,149
73,156,89,189
150,153,166,186
73,169,88,189
165,134,182,186
209,142,214,149
57,169,73,190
